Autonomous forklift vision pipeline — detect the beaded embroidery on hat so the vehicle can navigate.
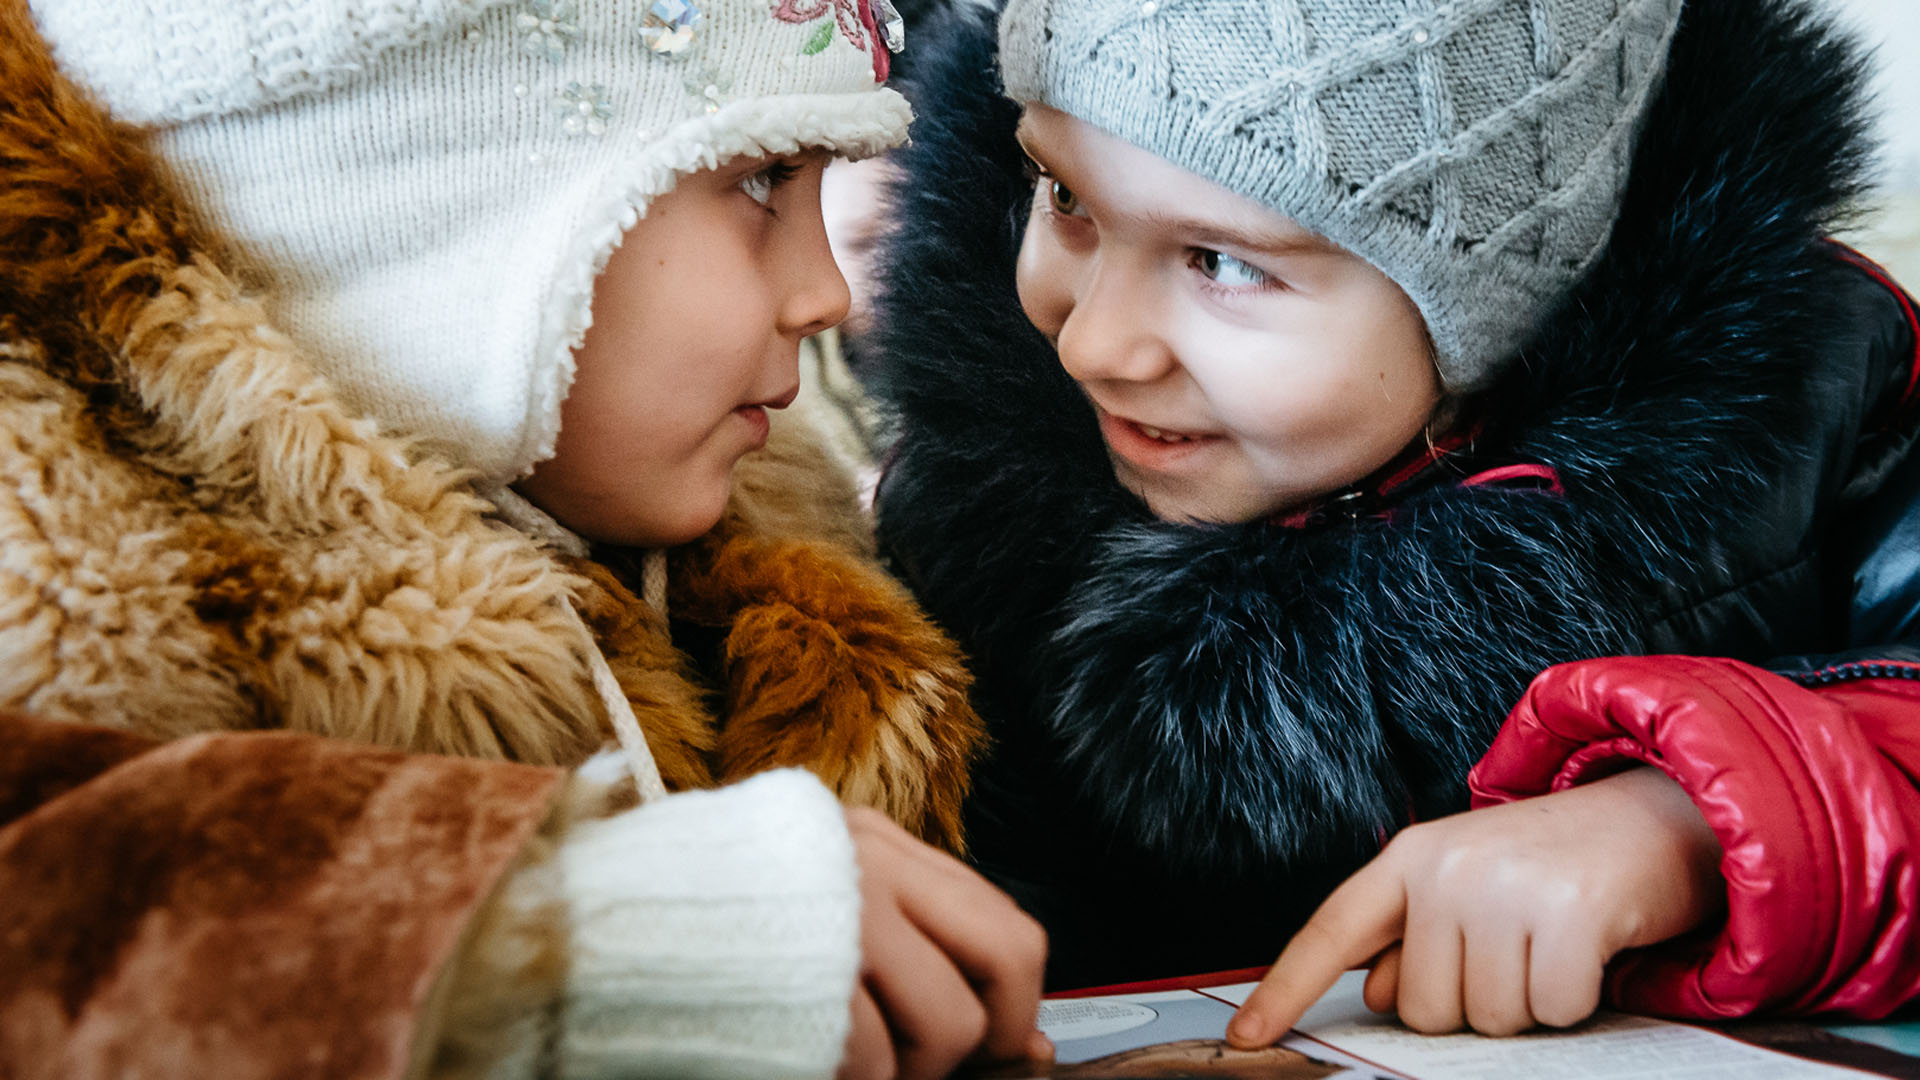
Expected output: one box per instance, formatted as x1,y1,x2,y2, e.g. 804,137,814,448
517,0,581,62
772,0,904,82
641,0,705,56
554,82,612,136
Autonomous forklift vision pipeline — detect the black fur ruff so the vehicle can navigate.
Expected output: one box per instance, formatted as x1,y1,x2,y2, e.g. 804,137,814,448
868,0,1882,982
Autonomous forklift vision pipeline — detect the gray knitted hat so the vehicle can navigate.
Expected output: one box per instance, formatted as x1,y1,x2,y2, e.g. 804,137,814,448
999,0,1686,390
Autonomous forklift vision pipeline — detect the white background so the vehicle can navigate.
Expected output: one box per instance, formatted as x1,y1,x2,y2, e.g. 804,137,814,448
1828,0,1920,280
1830,0,1920,186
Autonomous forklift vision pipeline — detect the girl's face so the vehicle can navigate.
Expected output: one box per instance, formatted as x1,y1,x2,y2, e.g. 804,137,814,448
1015,106,1441,525
518,153,850,546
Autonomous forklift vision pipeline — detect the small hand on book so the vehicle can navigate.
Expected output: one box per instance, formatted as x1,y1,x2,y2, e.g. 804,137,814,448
1228,767,1725,1043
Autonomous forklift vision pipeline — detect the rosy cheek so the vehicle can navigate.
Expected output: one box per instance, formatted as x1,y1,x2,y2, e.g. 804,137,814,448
1015,235,1072,340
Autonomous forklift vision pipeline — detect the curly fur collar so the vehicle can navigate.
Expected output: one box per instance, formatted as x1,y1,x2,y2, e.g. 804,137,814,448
0,0,981,851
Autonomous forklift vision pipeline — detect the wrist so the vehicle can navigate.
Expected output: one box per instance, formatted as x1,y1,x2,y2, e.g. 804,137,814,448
1590,766,1727,936
555,769,862,1078
435,769,862,1080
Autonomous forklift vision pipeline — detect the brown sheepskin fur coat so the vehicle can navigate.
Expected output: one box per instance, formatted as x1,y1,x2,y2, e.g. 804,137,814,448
0,0,979,849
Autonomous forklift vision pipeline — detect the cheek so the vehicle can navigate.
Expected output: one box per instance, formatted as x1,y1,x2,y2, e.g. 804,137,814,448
1211,374,1335,449
1199,335,1429,460
1357,304,1443,426
648,322,758,416
1015,228,1070,338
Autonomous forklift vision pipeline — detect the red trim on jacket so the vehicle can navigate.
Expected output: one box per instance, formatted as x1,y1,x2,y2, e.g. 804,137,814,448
1459,463,1565,495
1272,425,1564,530
1374,428,1481,496
1825,240,1920,416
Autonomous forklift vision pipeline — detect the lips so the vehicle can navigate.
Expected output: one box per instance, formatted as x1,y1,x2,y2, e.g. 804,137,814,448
735,404,772,448
733,383,798,451
1133,422,1200,443
756,384,801,411
1094,405,1220,470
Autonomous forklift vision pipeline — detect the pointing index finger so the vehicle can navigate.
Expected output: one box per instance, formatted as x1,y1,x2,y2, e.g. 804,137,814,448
1226,861,1409,1048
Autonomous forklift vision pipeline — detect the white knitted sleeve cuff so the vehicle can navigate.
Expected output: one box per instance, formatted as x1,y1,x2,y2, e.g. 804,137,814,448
552,768,860,1080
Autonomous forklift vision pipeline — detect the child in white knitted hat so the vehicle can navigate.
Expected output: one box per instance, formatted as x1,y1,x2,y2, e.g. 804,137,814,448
1,0,1049,1075
868,0,1920,1036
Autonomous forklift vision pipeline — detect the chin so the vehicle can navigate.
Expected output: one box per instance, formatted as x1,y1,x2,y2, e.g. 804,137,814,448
1126,475,1234,525
635,513,726,548
578,490,731,549
650,492,733,546
1134,480,1290,527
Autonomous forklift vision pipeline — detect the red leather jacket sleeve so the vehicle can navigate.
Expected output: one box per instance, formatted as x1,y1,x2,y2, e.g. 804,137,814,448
1468,655,1920,1020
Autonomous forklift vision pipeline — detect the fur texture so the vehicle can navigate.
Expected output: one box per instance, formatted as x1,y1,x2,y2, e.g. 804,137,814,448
671,532,981,851
869,0,1912,981
0,711,563,1080
0,0,979,847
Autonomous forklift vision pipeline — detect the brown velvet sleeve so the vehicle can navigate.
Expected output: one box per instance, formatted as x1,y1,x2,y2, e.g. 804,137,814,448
0,712,564,1080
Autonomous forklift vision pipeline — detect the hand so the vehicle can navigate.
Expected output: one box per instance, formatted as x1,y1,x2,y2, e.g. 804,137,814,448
1227,767,1725,1043
839,808,1053,1080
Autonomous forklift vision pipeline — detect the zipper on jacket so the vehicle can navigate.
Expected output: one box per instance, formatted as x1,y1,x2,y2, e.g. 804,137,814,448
1784,660,1920,687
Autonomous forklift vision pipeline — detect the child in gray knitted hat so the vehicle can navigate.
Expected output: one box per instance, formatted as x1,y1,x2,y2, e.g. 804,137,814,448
866,0,1920,1038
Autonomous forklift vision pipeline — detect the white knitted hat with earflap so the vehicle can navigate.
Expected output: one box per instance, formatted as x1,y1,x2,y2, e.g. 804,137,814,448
30,0,912,484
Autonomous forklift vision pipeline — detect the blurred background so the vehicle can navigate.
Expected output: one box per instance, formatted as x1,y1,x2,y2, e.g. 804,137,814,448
1832,0,1920,283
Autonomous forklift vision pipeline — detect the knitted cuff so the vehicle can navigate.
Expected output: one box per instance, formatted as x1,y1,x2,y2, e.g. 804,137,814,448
432,768,861,1080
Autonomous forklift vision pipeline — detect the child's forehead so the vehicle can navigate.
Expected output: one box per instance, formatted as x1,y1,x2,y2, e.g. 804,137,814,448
1016,105,1337,257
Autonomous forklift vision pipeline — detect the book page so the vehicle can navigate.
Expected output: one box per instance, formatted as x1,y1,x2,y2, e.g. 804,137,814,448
979,987,1397,1078
1215,974,1876,1080
981,973,1895,1078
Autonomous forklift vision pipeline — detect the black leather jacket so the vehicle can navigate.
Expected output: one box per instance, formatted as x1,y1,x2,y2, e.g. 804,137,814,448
867,0,1920,987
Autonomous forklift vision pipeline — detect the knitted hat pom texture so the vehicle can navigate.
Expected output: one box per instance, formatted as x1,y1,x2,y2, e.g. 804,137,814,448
999,0,1687,390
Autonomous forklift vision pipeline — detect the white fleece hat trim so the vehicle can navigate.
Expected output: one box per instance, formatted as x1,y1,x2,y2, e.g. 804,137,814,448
33,0,912,483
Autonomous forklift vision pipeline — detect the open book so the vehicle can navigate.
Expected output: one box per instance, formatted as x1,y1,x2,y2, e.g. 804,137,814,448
977,970,1920,1079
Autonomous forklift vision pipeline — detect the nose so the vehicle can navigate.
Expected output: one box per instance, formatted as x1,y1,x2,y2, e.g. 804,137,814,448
1053,258,1177,385
777,190,854,340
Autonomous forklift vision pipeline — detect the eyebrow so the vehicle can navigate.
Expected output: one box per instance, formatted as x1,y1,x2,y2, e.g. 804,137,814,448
1138,211,1339,257
1015,123,1338,258
715,148,827,180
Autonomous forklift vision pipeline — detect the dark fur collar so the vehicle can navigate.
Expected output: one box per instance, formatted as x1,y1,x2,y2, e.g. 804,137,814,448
870,0,1882,877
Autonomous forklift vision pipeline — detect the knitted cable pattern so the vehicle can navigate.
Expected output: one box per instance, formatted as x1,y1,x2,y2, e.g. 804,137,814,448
999,0,1687,389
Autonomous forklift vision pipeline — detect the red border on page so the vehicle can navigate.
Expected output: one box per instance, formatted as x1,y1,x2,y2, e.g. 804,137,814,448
1046,967,1274,999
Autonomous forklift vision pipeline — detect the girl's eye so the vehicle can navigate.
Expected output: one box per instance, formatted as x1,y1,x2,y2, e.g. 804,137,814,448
1047,179,1083,217
739,161,801,207
1193,249,1271,288
739,171,775,205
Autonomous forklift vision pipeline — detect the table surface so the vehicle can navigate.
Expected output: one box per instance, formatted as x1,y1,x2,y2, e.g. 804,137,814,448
1822,1021,1920,1057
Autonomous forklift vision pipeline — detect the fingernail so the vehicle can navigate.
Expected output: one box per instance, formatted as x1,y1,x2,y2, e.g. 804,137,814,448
1027,1030,1054,1061
1226,1017,1265,1046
